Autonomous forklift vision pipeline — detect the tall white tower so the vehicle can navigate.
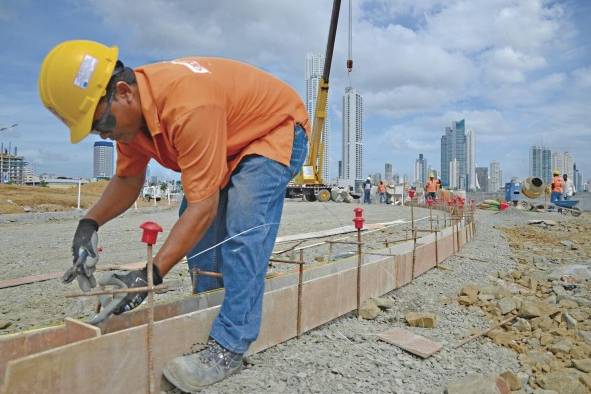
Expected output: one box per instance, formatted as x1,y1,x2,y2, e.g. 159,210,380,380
93,141,114,179
466,128,476,191
489,161,502,192
342,87,363,185
305,53,330,181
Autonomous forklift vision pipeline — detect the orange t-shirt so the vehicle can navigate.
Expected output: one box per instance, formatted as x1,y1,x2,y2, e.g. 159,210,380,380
116,57,310,203
425,180,438,193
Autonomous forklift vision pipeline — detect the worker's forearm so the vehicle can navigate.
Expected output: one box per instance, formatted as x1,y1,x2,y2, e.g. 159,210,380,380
85,173,145,226
154,193,219,276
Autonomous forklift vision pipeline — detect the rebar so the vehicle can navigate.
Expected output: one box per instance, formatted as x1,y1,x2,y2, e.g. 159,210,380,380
356,227,362,317
146,244,155,394
297,249,304,337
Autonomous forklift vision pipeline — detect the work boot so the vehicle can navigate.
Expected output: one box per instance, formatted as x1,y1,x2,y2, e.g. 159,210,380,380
163,338,243,392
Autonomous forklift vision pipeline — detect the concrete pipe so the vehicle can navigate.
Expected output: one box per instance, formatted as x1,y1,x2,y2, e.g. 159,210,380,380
521,177,544,199
331,187,344,202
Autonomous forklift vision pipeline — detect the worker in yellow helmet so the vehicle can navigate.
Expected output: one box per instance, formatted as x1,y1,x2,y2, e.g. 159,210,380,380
39,40,310,390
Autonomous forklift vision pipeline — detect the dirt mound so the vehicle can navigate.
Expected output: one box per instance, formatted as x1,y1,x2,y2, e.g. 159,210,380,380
0,181,108,214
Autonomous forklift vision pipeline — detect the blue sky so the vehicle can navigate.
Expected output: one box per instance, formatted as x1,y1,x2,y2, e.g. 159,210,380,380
0,0,589,183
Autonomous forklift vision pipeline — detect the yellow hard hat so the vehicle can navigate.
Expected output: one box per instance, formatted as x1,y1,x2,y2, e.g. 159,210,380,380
38,40,118,143
553,170,560,176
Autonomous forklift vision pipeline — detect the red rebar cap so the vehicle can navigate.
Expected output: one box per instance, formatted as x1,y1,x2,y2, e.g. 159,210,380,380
407,189,416,199
426,198,434,207
140,221,163,245
353,207,364,230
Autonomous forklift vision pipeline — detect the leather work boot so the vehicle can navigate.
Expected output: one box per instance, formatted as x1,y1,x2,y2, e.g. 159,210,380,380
163,339,243,392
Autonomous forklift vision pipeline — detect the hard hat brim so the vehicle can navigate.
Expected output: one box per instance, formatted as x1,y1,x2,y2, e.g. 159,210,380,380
69,110,95,143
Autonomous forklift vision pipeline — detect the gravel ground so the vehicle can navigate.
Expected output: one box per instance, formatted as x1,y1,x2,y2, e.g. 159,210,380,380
190,208,527,394
0,200,442,333
3,197,587,393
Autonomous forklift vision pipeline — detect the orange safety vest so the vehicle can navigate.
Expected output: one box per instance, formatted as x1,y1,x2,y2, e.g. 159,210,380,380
426,179,438,193
551,176,564,193
378,184,386,193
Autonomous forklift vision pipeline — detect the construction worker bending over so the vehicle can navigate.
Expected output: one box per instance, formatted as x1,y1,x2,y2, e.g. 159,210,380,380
39,40,309,391
425,174,439,201
551,170,564,204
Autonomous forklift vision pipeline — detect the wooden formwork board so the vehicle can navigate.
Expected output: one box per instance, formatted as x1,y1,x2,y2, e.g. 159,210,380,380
395,253,413,287
0,219,472,394
436,234,455,264
413,243,437,277
458,225,466,248
0,318,100,381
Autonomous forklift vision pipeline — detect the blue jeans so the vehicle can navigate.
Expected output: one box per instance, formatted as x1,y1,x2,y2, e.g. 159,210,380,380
179,124,308,354
551,191,562,204
363,190,371,204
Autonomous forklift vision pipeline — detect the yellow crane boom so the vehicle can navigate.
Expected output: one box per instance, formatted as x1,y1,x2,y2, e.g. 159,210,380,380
297,0,341,185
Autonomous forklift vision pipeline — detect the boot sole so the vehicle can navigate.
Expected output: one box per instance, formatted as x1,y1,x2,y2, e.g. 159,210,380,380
162,363,243,393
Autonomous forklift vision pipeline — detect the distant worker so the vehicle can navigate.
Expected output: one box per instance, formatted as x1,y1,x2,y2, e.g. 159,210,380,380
39,40,309,390
363,176,372,204
551,170,564,204
378,181,386,203
424,174,439,201
563,174,576,199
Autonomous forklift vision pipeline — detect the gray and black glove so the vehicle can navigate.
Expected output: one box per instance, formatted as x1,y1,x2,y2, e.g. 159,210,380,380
62,218,100,292
112,265,163,314
88,265,164,325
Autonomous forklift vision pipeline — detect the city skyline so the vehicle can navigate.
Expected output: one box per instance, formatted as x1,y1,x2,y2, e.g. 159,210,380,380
0,1,589,184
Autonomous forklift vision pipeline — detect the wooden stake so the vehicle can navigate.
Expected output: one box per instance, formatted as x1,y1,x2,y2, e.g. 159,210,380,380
454,315,516,349
297,249,304,337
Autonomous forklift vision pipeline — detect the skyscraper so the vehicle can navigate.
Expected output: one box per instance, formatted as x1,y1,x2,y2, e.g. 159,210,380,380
441,119,467,189
305,53,330,181
489,161,502,192
384,163,393,183
551,151,574,179
475,167,489,192
466,128,476,191
563,152,574,179
574,162,583,192
342,87,363,184
93,141,114,179
449,159,459,189
530,145,552,184
414,153,427,187
551,151,563,176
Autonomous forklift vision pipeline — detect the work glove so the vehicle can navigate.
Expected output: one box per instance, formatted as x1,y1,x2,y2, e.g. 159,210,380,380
87,265,164,325
62,218,100,292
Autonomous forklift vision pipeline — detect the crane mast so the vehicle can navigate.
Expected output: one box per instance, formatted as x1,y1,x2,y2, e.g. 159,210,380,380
300,0,341,184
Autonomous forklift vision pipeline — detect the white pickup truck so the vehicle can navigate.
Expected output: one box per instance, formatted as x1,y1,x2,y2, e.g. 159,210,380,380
142,186,162,201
